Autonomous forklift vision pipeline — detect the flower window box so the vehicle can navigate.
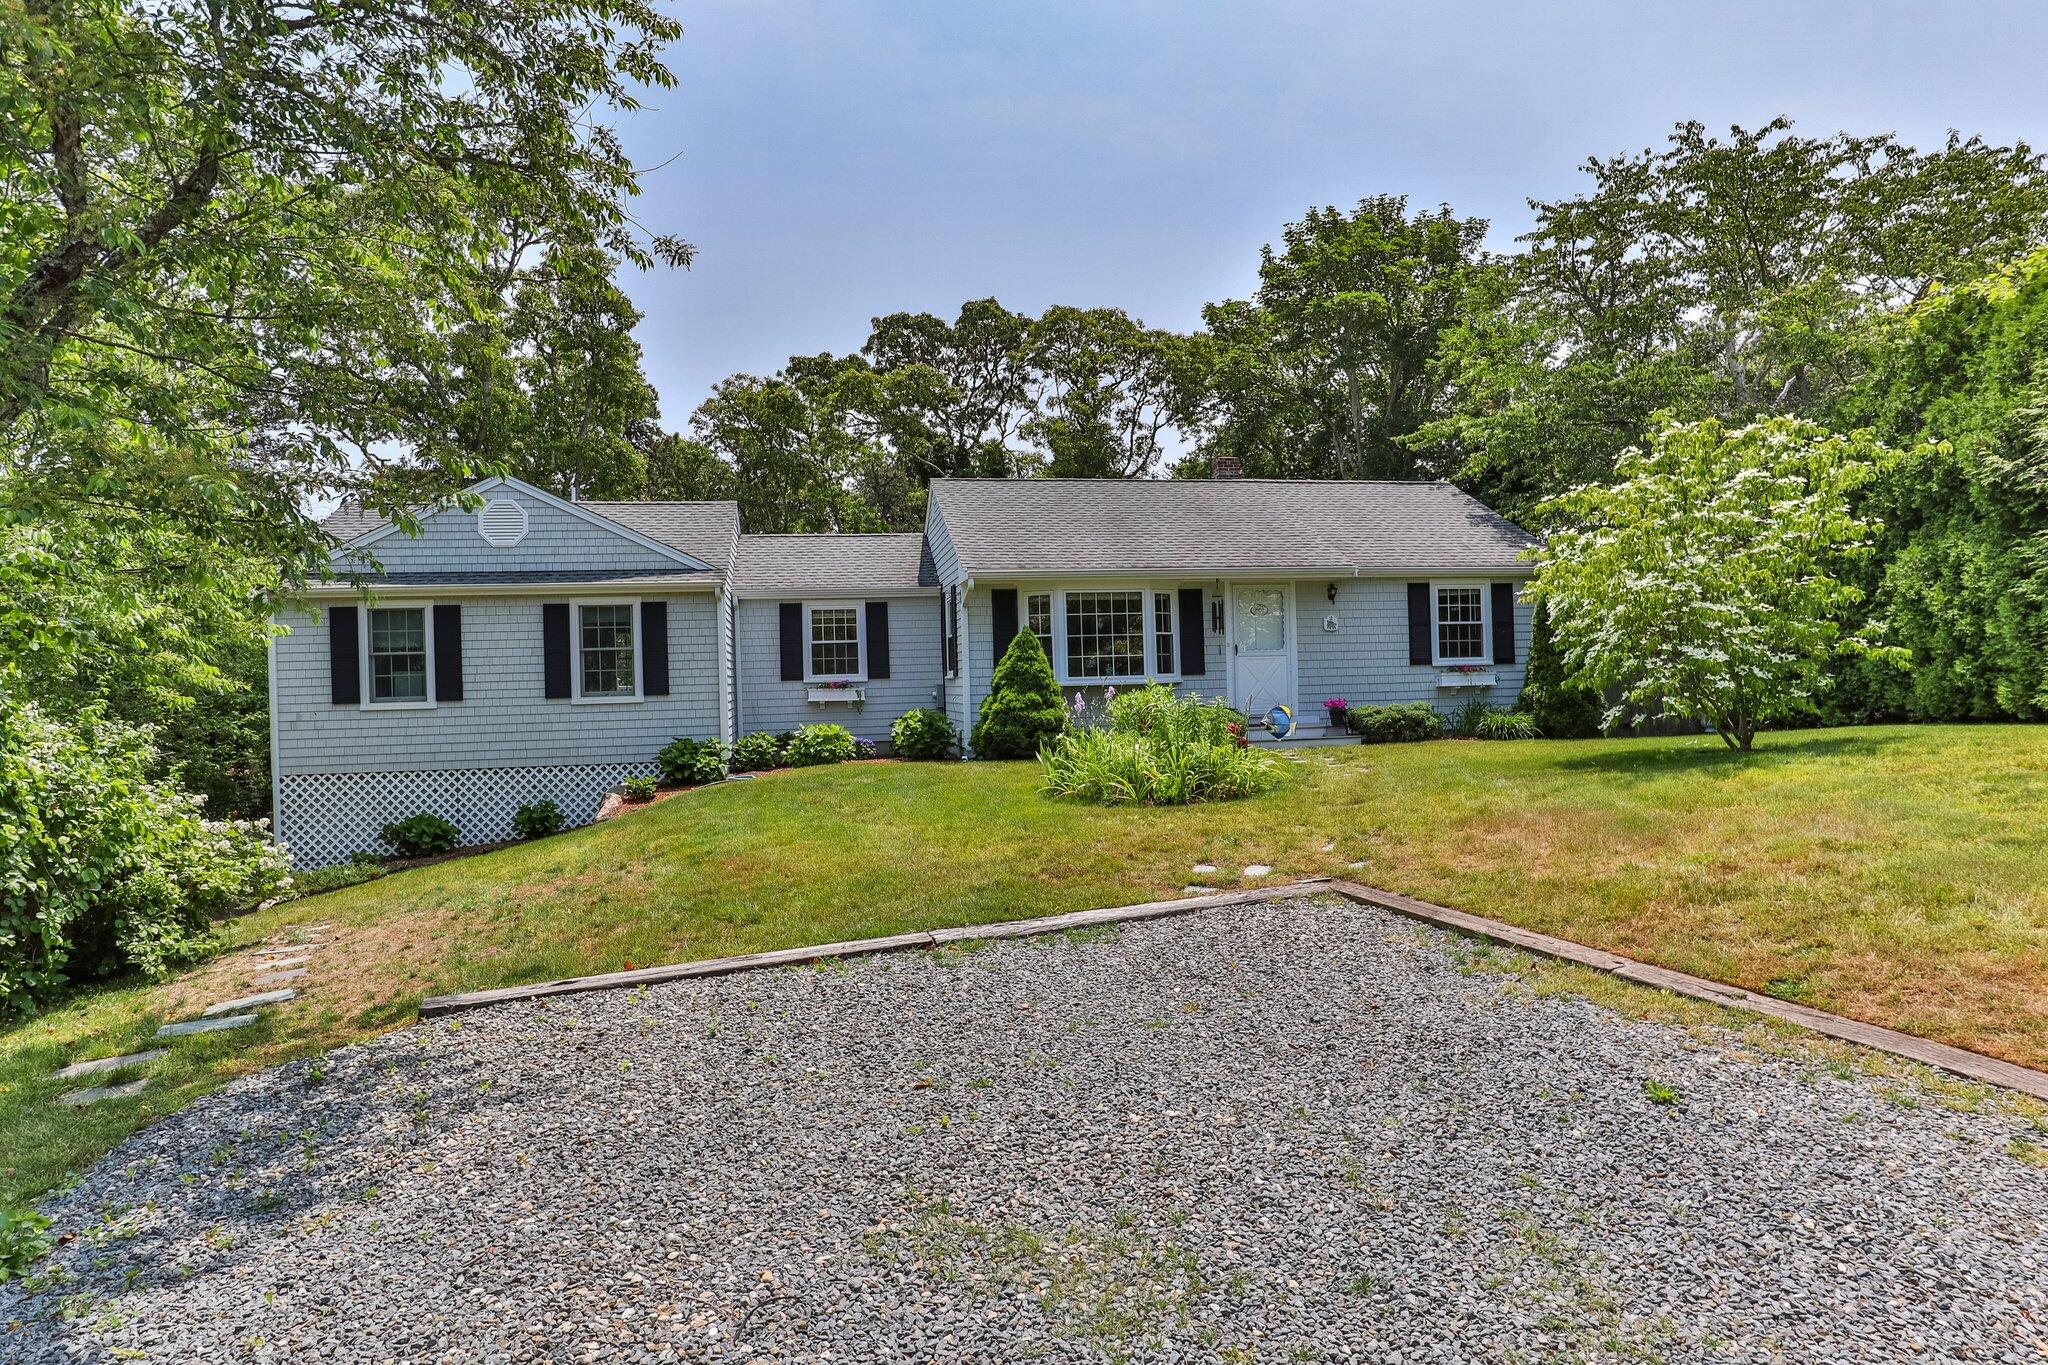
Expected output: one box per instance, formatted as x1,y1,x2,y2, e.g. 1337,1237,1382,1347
1435,668,1496,689
807,684,865,705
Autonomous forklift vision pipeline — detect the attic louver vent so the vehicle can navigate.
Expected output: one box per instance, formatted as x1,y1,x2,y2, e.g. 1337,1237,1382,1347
477,498,528,547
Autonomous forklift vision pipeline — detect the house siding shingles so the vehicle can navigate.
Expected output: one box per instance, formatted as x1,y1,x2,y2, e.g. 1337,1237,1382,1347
333,488,692,577
1294,579,1531,717
271,591,721,864
735,596,942,742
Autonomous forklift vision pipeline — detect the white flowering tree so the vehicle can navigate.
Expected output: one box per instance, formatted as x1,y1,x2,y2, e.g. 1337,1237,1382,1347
1526,416,1903,750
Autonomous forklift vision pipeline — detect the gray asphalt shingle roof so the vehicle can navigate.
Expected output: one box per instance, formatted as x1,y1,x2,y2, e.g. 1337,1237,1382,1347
928,477,1537,576
731,534,938,595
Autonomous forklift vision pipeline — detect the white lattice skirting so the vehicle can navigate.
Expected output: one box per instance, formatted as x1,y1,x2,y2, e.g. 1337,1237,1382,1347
277,762,659,867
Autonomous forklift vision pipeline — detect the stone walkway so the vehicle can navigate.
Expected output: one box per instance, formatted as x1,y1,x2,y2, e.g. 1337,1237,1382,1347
7,896,2045,1363
50,924,328,1108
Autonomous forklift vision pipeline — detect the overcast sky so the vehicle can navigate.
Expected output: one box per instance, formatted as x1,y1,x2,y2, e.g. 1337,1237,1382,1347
619,1,2048,426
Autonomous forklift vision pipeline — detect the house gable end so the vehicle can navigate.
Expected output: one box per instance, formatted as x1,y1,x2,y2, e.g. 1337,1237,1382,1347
331,477,715,579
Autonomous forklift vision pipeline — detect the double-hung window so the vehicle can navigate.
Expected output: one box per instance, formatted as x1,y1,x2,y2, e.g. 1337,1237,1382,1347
1433,585,1488,664
1153,592,1177,677
578,603,637,698
368,607,429,704
807,603,864,680
1026,591,1053,662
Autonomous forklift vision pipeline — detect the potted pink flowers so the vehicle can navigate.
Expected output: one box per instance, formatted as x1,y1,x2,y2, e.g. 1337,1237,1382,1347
1324,696,1350,729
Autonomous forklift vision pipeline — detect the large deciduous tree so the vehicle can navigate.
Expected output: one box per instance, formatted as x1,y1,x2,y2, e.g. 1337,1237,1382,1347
1528,416,1901,750
1428,120,2048,519
1833,248,2048,720
1,0,687,578
1197,196,1493,480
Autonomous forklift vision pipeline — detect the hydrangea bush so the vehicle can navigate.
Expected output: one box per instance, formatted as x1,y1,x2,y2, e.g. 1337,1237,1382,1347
0,696,289,1014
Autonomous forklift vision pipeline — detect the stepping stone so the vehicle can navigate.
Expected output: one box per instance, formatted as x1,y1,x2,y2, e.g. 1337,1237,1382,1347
1192,863,1218,874
1321,841,1336,852
251,945,316,958
157,1013,258,1038
1242,864,1273,878
201,989,295,1018
57,1079,149,1108
52,1049,167,1082
251,968,308,989
254,956,311,973
1347,860,1366,869
1182,885,1214,895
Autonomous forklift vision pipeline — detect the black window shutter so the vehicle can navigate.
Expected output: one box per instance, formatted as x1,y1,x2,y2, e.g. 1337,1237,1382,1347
1177,587,1205,676
543,603,572,699
1407,583,1433,665
990,588,1018,667
433,604,463,702
641,600,670,695
865,600,890,679
1490,583,1517,665
778,602,804,681
947,588,960,674
329,605,360,704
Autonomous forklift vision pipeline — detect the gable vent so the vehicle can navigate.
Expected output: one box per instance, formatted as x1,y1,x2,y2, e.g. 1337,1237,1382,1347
477,498,528,548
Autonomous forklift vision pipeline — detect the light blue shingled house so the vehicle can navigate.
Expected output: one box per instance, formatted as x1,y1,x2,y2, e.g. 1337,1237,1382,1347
272,472,1537,865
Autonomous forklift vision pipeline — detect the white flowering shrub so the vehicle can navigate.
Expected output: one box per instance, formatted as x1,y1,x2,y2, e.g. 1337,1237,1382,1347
0,693,291,1013
1528,416,1906,750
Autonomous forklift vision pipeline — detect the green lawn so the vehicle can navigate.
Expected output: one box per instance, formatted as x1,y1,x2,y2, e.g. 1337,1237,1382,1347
6,725,2047,1208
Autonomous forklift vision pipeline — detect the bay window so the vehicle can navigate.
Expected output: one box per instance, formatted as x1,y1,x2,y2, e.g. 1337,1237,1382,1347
1018,585,1183,684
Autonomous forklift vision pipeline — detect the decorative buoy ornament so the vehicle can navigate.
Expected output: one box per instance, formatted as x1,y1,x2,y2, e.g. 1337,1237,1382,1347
1265,703,1294,738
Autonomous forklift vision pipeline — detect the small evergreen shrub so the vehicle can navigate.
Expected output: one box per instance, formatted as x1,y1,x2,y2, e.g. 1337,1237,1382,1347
972,632,1067,759
1476,709,1542,740
783,723,858,767
620,776,659,802
656,736,728,786
380,812,460,858
730,731,784,772
890,708,959,759
513,799,567,837
1518,599,1605,738
1346,701,1445,744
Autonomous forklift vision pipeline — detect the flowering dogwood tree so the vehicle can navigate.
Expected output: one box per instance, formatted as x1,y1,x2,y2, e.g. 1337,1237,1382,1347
1527,416,1903,750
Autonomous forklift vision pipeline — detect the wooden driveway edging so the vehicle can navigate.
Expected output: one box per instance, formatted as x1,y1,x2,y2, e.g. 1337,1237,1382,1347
1317,879,2048,1103
419,876,2048,1102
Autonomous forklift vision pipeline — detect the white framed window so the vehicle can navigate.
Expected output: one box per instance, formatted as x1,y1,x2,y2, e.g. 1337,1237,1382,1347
364,606,433,708
1015,584,1183,685
1064,589,1147,680
1432,583,1490,664
575,601,640,701
1026,591,1053,661
1153,591,1179,680
806,602,865,681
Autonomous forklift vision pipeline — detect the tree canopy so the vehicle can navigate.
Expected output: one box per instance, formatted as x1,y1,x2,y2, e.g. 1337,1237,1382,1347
1528,416,1902,749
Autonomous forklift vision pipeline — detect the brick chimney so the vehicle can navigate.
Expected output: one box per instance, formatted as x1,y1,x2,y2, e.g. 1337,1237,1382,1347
1210,454,1243,479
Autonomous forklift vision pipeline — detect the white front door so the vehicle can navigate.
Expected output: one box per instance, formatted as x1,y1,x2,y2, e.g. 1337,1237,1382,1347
1227,583,1296,718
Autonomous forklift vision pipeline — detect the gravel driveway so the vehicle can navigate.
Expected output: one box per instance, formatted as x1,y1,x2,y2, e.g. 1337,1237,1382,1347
7,894,2046,1363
